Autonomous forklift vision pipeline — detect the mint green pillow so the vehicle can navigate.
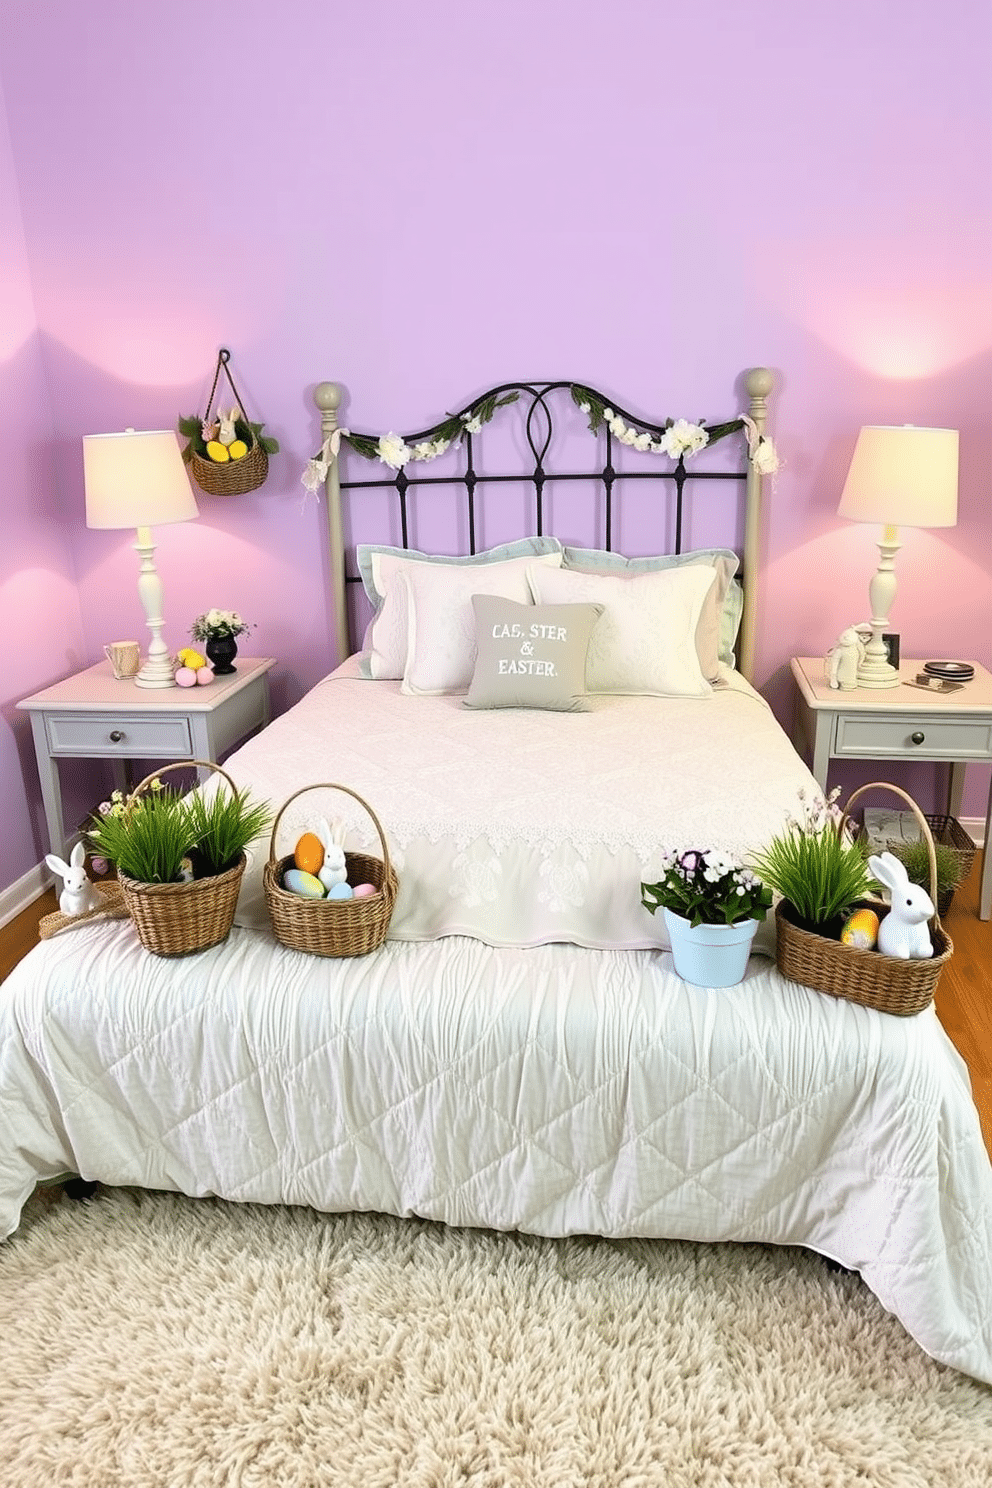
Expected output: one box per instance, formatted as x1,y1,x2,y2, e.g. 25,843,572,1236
356,537,565,677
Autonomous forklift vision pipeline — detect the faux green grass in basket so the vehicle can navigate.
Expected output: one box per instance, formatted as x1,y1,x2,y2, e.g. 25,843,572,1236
263,783,398,957
90,761,272,958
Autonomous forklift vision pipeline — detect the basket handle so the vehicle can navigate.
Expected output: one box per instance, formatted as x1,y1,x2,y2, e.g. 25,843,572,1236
203,347,251,426
841,781,940,924
267,783,392,880
129,759,240,803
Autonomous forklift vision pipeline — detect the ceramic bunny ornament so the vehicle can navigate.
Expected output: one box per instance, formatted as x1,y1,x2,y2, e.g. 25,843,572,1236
868,851,935,959
826,627,865,690
316,819,348,892
217,408,239,447
45,841,102,917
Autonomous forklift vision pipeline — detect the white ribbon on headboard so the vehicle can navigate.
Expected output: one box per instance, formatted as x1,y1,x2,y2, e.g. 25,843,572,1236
301,428,350,498
740,415,780,476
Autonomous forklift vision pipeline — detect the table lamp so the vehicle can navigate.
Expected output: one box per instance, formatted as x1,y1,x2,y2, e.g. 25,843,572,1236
83,428,199,688
837,424,958,688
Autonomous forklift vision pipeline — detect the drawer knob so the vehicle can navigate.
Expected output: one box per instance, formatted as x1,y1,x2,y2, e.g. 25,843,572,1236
109,729,125,743
910,730,925,745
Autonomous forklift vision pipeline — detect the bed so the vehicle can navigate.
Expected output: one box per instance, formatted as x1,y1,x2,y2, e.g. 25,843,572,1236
3,370,991,1388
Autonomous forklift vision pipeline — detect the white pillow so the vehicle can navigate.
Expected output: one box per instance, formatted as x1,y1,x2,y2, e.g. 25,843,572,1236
400,558,561,695
526,563,715,698
563,547,740,677
359,539,563,679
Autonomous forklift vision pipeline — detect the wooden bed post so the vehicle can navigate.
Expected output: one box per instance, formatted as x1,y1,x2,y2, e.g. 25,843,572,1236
314,381,349,665
740,367,774,685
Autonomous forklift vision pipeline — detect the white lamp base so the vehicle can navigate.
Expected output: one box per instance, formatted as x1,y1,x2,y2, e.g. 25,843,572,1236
857,525,901,689
857,653,900,689
134,651,177,689
132,525,177,689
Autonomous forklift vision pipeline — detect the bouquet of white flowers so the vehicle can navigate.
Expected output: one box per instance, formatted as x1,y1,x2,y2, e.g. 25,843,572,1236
190,609,252,642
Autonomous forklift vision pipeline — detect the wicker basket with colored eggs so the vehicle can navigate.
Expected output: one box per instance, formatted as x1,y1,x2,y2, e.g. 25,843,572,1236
263,783,398,956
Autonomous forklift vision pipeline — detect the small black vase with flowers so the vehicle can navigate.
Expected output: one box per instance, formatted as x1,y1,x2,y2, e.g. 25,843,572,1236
190,609,253,676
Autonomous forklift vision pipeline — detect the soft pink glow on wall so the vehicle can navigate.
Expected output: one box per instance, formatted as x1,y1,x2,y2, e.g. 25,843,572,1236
2,0,992,897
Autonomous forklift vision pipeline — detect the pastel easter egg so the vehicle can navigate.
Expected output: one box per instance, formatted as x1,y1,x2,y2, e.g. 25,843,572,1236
175,666,198,688
283,868,326,899
327,881,354,900
841,907,879,950
195,666,215,685
352,882,378,899
294,832,325,876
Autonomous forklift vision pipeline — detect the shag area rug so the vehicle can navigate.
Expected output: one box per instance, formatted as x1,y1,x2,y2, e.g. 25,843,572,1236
2,1187,991,1486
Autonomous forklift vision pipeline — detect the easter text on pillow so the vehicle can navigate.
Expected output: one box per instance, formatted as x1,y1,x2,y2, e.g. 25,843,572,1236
497,658,558,676
491,622,568,641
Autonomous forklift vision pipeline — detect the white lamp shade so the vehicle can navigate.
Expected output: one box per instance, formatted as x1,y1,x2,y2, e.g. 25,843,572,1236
83,429,199,529
837,425,958,528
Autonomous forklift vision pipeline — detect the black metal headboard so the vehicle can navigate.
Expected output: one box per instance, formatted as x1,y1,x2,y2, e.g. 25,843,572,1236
310,370,774,681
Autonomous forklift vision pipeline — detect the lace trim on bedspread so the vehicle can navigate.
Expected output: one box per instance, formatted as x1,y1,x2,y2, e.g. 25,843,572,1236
275,800,669,865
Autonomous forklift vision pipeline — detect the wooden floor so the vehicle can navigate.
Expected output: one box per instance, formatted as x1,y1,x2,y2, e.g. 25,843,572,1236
2,867,990,1156
932,860,992,1155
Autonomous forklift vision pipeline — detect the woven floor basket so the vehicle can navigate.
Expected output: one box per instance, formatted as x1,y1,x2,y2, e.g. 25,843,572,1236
116,762,247,957
860,811,976,917
189,437,268,497
263,783,397,957
775,782,953,1016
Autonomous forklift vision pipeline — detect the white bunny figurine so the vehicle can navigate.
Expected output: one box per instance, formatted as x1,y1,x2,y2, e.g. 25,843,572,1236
868,851,935,959
217,408,238,447
45,841,102,918
826,627,865,690
316,819,348,892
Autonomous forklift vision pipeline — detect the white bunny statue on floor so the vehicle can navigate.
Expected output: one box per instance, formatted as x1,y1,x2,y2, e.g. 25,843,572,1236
868,851,935,959
45,841,102,918
316,819,348,893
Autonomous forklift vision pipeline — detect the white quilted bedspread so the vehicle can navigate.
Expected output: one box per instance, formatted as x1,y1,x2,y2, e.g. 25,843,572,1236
221,659,815,952
2,919,991,1386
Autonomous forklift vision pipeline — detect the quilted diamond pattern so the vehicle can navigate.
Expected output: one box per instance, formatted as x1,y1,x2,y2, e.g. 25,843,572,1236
2,920,991,1386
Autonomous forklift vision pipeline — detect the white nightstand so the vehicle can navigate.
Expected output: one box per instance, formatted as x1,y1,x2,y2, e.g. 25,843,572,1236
18,657,275,860
791,656,992,920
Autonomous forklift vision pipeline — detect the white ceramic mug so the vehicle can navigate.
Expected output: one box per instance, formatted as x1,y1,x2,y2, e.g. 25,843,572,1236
104,640,141,680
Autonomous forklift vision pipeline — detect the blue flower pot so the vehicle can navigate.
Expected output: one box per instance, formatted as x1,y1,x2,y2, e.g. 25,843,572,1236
663,909,759,988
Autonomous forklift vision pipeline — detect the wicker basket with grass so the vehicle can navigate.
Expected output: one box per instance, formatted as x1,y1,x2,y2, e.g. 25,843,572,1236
775,783,953,1016
263,784,398,957
860,812,975,917
112,762,252,958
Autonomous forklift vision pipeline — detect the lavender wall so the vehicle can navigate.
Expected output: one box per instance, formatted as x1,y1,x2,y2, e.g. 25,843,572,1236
2,0,991,897
0,74,88,896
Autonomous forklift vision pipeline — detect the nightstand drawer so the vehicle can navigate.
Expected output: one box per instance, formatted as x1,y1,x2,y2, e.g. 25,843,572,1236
45,713,194,757
834,714,992,761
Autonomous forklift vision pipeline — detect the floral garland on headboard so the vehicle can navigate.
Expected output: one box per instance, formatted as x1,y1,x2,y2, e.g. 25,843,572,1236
301,383,779,494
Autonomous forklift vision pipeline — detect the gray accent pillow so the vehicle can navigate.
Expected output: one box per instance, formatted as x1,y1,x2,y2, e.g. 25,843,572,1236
562,546,741,674
464,596,604,711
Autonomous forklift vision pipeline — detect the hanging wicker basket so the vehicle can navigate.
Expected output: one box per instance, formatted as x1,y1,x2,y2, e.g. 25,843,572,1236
263,783,398,957
116,762,248,958
774,782,953,1016
186,348,270,497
